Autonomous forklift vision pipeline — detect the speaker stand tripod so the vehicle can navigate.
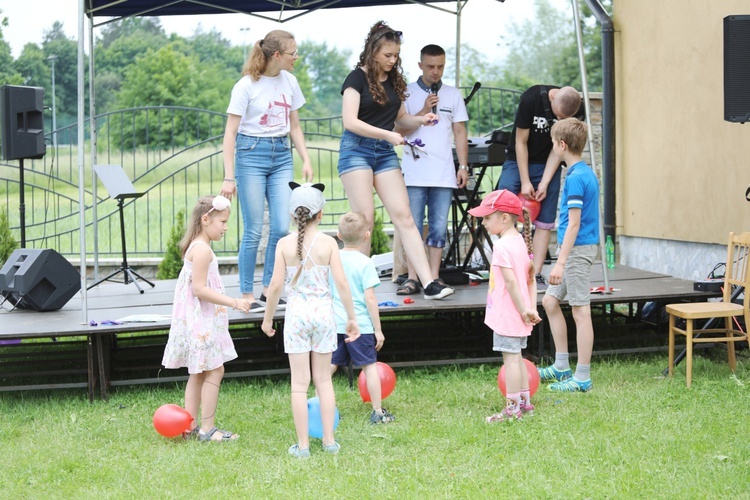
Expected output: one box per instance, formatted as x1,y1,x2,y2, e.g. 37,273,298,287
88,165,155,294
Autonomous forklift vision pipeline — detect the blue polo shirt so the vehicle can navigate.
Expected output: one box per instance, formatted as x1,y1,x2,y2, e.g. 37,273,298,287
557,161,600,246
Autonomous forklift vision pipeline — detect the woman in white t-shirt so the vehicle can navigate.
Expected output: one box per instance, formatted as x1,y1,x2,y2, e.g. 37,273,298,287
221,30,313,313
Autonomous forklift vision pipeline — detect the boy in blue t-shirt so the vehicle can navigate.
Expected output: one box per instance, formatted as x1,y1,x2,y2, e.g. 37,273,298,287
331,212,395,424
538,117,600,393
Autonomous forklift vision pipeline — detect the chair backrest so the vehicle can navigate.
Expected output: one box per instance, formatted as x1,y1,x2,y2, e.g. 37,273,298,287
724,233,750,318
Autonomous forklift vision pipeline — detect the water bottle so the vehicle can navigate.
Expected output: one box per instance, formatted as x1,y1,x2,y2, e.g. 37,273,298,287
605,235,615,269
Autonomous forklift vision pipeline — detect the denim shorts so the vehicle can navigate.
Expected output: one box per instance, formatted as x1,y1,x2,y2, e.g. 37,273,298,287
331,333,378,367
492,334,528,354
496,160,562,230
545,244,598,306
337,130,401,176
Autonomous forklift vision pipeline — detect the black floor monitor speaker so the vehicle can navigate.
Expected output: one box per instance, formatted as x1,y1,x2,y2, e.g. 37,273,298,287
0,85,46,161
0,249,81,311
724,15,750,123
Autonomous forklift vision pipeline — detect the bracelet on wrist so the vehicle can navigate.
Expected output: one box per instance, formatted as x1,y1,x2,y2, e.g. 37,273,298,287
223,178,235,182
458,165,469,172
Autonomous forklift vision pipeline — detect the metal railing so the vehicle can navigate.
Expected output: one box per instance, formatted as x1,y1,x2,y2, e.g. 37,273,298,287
0,87,522,260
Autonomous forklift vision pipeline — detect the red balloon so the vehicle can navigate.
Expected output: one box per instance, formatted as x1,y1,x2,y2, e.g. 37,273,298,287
358,362,397,403
517,194,541,222
153,404,193,438
497,359,540,397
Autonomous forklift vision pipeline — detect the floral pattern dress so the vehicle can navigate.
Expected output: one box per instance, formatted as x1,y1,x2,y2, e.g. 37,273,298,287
283,233,337,354
162,241,238,374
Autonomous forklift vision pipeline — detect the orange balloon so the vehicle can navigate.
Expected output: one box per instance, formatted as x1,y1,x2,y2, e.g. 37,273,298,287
153,404,193,438
497,359,540,397
358,362,397,403
517,194,541,222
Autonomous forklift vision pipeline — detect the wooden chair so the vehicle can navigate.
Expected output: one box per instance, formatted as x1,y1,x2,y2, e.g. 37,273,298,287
666,232,750,387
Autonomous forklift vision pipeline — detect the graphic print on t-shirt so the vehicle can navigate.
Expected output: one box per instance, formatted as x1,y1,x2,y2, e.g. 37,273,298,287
259,94,291,130
532,115,552,134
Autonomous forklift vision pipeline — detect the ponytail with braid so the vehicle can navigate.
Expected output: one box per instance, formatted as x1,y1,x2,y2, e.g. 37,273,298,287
520,207,535,284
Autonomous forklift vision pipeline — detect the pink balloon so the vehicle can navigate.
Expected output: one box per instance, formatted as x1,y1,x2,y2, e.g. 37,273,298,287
153,404,193,438
497,359,540,397
358,362,397,403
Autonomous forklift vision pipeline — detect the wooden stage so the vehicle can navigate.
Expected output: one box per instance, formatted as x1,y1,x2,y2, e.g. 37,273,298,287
0,263,719,400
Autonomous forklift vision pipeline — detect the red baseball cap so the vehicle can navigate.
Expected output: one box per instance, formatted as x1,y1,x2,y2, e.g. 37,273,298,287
468,189,523,218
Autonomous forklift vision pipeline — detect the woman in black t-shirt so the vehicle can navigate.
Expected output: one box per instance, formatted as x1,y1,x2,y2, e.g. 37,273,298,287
337,21,454,300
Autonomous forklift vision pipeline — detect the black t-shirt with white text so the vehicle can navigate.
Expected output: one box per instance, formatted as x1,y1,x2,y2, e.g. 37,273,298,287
506,84,586,164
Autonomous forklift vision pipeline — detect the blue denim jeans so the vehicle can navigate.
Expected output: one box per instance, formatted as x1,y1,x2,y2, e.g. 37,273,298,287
496,160,562,230
406,186,454,248
234,134,293,293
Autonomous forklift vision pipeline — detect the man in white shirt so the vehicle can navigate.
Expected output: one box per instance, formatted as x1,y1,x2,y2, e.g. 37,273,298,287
394,44,469,295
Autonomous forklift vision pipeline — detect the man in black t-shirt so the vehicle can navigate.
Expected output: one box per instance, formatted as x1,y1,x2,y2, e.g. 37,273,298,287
496,85,584,290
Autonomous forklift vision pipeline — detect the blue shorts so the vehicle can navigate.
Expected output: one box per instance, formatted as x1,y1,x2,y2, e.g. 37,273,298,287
331,334,377,367
496,160,562,230
337,130,401,176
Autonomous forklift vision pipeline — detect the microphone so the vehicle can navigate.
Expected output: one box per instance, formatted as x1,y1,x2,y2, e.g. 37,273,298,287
464,82,482,106
430,83,439,114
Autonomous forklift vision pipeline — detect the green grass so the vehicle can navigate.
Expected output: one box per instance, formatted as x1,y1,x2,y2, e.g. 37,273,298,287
1,353,748,498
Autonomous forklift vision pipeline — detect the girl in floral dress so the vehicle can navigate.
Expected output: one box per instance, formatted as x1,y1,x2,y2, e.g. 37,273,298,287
162,195,251,442
261,183,359,458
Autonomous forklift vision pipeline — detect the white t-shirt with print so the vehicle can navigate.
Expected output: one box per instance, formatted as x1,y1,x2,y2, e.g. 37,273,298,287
402,81,469,189
226,71,305,137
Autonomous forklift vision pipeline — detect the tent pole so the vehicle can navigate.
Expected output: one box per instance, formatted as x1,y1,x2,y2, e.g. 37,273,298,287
571,0,610,293
77,0,88,323
455,0,461,88
89,18,99,281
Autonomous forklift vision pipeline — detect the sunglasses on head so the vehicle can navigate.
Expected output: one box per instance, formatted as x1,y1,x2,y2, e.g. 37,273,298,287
372,30,403,45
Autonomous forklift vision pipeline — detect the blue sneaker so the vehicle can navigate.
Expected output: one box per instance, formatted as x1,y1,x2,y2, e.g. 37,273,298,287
549,377,592,392
288,444,310,458
322,441,341,454
538,365,573,382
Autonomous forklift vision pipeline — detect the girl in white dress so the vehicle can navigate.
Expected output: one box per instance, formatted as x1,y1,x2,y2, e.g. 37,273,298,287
162,195,251,441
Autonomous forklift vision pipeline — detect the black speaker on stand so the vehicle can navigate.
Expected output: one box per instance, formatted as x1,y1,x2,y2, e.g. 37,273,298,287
0,85,46,248
0,249,81,311
724,15,750,123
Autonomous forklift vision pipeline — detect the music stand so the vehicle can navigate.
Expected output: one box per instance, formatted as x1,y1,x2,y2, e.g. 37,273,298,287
88,165,155,294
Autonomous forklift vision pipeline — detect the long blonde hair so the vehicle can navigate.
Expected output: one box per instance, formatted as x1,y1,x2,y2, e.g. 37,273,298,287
243,30,295,80
518,208,535,284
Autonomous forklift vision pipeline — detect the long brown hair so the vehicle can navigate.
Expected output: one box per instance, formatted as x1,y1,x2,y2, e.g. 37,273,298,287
356,21,407,106
244,30,295,80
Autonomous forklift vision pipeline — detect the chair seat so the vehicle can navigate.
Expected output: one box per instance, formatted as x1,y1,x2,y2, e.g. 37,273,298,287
665,302,744,319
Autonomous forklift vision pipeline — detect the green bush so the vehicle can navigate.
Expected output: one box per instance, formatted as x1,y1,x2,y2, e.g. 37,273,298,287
156,209,185,279
370,212,390,256
0,210,19,267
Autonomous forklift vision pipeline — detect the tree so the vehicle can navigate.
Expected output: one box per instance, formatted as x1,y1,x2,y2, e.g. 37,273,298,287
0,11,23,85
500,0,611,91
41,22,80,119
297,40,351,117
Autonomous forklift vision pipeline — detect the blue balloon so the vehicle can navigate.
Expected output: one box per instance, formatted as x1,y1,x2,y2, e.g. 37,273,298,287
307,396,340,439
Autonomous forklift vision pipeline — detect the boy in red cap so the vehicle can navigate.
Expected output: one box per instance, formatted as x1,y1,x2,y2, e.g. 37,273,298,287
469,190,542,421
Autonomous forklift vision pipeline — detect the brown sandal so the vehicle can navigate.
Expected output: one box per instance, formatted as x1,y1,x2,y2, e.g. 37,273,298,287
396,279,420,295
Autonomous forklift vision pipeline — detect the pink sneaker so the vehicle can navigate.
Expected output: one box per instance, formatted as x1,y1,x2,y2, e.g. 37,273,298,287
485,407,522,423
520,402,535,416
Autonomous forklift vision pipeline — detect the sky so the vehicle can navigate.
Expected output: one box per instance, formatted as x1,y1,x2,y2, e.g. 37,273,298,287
1,0,571,80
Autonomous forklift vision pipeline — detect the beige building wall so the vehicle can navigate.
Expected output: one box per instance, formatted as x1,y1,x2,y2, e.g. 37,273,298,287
613,0,749,279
